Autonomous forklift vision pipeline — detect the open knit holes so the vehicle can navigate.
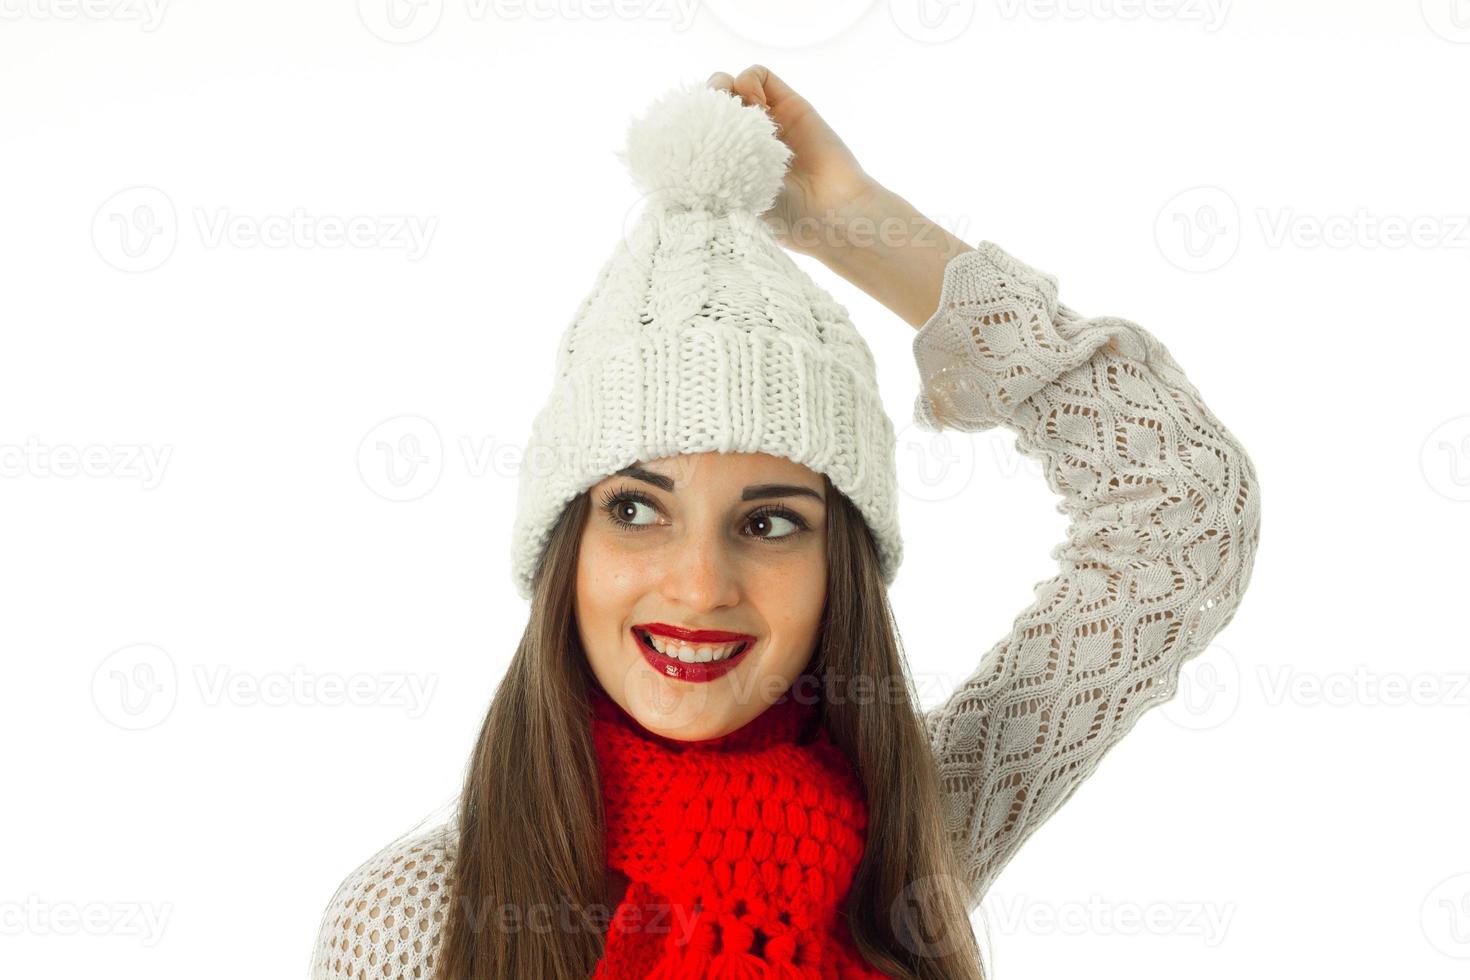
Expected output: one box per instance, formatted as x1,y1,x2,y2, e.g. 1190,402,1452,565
318,838,454,979
967,307,1017,344
724,901,797,959
730,897,763,956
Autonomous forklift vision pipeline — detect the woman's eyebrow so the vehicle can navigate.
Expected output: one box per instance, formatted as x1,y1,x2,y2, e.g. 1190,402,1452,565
614,466,823,502
741,483,824,503
615,465,674,491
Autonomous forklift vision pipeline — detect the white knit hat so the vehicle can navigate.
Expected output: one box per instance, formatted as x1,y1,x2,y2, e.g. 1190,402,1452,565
509,80,902,601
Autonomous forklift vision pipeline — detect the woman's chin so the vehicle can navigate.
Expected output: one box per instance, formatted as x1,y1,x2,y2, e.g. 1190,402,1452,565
624,683,724,739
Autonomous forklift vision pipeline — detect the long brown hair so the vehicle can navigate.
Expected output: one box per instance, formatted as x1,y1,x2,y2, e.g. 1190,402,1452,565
435,474,986,978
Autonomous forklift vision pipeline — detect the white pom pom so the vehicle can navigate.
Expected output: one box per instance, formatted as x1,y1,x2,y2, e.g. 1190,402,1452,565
615,81,793,218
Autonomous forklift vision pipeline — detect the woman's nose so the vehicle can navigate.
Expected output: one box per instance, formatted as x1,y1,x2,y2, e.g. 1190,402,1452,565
657,531,741,612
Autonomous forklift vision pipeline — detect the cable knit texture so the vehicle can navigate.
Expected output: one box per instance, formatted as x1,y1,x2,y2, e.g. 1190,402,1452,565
509,83,903,602
309,240,1261,978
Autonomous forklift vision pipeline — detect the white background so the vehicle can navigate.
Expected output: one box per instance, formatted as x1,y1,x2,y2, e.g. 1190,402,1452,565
3,1,1467,977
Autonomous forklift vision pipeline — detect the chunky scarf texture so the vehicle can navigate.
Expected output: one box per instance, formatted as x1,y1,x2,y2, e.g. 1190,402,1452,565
588,687,888,979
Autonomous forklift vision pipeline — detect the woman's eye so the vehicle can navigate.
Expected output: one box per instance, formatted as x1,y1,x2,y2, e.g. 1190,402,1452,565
747,509,804,540
606,495,658,528
600,489,807,541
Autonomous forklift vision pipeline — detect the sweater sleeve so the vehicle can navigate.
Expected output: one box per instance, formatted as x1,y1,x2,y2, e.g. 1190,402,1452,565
308,824,457,980
911,241,1262,909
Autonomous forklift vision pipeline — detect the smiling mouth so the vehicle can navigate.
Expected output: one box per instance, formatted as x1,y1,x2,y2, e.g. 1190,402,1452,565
634,627,750,663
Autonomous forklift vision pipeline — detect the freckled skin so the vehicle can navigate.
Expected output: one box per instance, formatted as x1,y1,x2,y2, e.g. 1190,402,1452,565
576,451,828,742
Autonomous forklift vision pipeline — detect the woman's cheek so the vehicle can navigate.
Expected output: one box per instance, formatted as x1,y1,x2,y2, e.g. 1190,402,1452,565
581,529,648,595
753,556,827,671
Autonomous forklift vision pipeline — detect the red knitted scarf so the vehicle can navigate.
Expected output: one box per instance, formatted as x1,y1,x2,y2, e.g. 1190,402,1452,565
588,686,889,979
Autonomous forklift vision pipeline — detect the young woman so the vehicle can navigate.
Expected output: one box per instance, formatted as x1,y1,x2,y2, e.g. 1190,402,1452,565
309,66,1261,979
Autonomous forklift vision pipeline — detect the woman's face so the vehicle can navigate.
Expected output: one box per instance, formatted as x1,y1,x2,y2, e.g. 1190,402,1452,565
575,451,828,741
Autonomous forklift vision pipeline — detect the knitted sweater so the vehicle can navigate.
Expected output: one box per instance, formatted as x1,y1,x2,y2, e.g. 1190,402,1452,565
308,241,1262,979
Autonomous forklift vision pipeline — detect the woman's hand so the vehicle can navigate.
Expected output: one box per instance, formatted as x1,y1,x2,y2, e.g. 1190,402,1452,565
706,66,879,258
707,64,973,329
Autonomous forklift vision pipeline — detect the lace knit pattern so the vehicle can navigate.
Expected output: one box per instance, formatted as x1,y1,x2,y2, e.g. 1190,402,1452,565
309,240,1261,977
309,821,456,980
912,241,1261,907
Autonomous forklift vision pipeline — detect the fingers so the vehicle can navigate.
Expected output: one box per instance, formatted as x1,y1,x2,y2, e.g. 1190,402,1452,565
706,65,797,113
729,66,768,109
736,64,803,111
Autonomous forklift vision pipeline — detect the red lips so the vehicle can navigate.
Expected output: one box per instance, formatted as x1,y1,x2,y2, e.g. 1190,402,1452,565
631,624,755,683
636,622,755,644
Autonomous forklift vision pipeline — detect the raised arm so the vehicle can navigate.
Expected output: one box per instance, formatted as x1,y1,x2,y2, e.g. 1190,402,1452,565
906,240,1262,907
700,66,1261,909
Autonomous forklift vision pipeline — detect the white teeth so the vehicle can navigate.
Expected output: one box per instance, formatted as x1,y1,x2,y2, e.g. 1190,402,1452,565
644,632,746,663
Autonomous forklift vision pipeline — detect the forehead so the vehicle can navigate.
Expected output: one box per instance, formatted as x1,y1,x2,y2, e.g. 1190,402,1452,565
605,452,823,492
